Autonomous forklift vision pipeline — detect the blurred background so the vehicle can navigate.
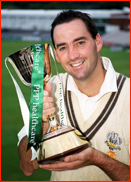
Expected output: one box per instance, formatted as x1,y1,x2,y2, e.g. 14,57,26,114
1,1,130,181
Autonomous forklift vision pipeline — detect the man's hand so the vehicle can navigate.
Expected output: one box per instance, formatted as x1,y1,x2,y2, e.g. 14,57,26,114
39,147,130,181
18,136,39,176
42,82,55,121
39,148,93,171
41,82,55,135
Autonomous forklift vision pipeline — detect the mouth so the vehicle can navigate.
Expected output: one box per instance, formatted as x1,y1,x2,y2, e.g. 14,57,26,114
71,60,85,67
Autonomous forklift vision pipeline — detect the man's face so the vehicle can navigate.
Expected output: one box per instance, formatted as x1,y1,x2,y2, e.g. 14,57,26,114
53,19,102,82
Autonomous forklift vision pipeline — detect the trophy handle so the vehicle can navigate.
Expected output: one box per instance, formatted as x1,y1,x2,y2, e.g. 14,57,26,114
44,43,52,84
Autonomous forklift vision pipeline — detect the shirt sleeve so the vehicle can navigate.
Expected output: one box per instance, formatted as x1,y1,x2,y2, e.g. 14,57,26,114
17,126,37,160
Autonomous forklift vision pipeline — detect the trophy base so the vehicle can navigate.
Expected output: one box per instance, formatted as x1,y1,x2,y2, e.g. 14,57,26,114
37,126,89,164
38,143,88,164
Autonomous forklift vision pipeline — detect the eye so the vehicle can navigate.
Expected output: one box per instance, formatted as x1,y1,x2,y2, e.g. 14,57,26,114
59,46,66,51
78,41,85,46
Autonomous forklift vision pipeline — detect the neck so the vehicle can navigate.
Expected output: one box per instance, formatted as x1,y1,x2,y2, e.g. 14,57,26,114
74,58,106,97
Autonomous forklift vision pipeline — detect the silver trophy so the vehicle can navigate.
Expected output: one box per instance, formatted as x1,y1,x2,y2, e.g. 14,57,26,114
6,43,88,164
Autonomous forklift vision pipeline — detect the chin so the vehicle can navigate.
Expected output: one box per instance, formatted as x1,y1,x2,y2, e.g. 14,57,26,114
74,75,87,81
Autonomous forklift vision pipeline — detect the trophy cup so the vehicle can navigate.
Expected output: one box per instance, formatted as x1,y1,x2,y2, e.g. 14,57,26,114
5,43,88,164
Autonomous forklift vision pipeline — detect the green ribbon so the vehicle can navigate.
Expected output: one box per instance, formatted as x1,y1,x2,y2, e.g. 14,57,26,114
27,44,44,151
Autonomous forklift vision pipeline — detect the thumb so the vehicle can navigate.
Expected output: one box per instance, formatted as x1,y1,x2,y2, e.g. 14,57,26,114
64,153,80,163
44,82,52,94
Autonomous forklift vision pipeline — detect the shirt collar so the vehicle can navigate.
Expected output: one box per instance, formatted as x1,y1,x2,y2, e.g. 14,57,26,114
67,57,118,101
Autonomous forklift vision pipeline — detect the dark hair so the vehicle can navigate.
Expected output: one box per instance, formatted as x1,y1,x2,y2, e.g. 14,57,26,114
51,10,98,48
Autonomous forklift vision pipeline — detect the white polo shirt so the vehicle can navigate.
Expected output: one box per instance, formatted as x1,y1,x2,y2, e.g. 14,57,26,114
67,57,117,121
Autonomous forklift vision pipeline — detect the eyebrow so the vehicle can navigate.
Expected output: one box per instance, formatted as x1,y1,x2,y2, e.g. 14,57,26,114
56,36,87,49
74,36,87,42
56,43,66,49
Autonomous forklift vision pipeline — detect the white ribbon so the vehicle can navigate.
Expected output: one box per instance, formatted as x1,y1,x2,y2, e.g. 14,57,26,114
5,58,29,136
49,45,67,126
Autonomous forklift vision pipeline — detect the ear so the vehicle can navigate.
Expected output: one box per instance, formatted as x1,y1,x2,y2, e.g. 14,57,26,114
54,48,61,63
95,33,103,52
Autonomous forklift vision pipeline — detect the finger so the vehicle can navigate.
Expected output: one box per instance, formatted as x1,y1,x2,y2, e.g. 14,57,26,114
42,107,55,119
45,82,52,94
39,161,67,171
43,96,53,103
64,148,89,163
41,121,50,135
43,90,50,96
54,160,64,164
43,102,55,110
39,160,83,171
64,153,80,163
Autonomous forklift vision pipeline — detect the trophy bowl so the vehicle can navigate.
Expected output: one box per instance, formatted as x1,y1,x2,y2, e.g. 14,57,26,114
6,43,51,87
6,43,88,164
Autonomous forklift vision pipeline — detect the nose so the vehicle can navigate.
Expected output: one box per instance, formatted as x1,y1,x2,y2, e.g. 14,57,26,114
68,46,80,61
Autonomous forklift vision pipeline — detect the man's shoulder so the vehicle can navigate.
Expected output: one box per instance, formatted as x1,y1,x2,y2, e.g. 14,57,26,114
116,72,130,83
116,72,130,99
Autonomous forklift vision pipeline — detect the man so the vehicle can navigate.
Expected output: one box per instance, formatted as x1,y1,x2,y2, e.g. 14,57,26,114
18,10,130,181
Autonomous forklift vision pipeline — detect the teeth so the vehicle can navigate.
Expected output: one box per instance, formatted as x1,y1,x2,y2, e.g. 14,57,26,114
71,61,84,67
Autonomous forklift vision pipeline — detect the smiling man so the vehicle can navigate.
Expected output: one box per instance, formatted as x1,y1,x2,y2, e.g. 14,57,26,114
18,10,130,181
53,18,105,97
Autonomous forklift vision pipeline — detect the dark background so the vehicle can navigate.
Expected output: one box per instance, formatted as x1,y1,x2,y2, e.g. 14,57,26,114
1,1,130,10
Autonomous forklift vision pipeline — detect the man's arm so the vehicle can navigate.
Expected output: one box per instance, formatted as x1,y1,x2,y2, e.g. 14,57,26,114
18,136,39,176
39,147,130,181
18,120,50,176
93,148,130,181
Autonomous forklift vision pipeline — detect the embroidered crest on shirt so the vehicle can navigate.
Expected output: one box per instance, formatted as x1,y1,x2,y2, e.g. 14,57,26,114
105,131,122,159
